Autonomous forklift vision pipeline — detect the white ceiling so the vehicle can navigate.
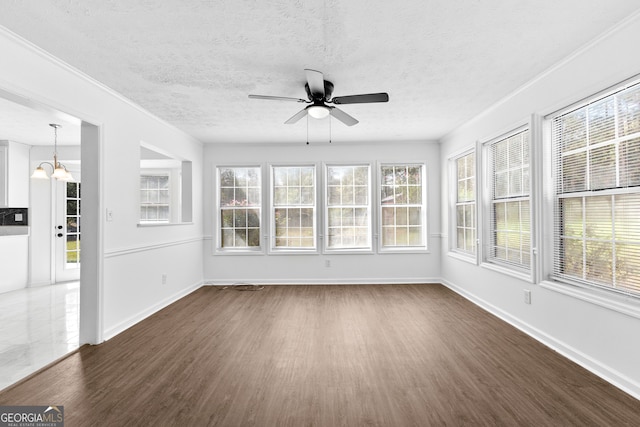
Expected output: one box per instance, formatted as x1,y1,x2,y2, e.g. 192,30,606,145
0,94,81,146
1,1,640,145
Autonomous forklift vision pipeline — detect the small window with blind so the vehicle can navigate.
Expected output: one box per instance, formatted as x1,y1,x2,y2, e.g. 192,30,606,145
453,151,476,256
486,128,531,271
551,81,640,297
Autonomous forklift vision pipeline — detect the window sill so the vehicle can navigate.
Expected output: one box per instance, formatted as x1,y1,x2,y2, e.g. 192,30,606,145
214,249,265,256
378,248,430,254
480,261,533,283
322,249,375,255
447,251,477,265
138,222,194,227
540,280,640,320
268,249,320,255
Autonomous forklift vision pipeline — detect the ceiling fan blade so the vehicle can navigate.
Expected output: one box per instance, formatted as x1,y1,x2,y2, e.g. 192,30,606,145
304,69,325,99
284,108,308,124
332,93,389,104
330,107,359,126
249,94,307,102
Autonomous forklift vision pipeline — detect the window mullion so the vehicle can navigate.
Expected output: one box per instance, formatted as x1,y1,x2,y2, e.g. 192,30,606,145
614,95,621,188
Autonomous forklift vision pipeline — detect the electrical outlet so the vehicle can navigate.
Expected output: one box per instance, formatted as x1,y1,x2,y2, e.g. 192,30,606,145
161,274,167,285
325,260,331,268
524,289,531,304
106,209,114,222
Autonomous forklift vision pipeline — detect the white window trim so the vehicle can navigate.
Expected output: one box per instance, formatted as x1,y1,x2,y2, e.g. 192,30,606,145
322,162,374,254
540,280,640,320
214,164,265,255
268,163,320,255
377,161,428,254
481,124,534,279
448,148,478,261
448,250,479,265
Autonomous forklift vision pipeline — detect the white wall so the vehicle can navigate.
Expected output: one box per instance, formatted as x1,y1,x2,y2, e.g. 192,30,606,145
439,15,640,398
203,141,440,284
0,26,204,341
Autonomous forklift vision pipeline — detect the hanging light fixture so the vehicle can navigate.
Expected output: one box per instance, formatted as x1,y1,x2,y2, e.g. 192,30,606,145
306,104,331,119
31,123,74,181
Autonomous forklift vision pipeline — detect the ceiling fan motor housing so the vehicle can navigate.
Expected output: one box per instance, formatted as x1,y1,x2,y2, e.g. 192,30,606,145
305,80,334,101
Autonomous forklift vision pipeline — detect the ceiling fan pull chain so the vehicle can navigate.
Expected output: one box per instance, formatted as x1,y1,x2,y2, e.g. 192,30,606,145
329,113,332,144
306,114,309,145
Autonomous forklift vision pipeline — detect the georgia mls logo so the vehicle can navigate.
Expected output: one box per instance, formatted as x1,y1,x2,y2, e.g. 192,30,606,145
0,405,64,427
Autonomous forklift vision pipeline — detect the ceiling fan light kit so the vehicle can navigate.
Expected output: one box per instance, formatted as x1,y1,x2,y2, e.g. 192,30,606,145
307,105,331,119
249,69,389,128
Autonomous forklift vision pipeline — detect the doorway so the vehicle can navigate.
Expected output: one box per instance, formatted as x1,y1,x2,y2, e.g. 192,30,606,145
0,87,102,390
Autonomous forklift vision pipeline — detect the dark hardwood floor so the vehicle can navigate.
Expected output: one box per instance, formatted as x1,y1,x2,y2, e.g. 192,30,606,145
1,284,638,426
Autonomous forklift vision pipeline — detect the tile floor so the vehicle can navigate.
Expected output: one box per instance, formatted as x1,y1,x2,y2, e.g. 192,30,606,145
0,282,79,391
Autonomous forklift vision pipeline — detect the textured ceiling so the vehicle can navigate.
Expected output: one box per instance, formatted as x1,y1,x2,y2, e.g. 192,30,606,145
1,1,640,145
0,91,80,146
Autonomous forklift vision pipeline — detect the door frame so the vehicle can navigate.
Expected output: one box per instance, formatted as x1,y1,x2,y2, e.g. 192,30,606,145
80,121,103,344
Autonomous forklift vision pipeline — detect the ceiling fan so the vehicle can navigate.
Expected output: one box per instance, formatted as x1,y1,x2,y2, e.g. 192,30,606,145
248,69,389,126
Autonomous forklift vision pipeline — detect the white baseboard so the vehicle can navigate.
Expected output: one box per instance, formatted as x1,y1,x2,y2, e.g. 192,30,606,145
440,278,640,401
103,281,203,341
204,277,440,286
28,281,53,288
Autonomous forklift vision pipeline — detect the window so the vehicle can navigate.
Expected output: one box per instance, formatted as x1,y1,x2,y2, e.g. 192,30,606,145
552,82,640,296
271,165,316,250
379,164,427,250
139,143,192,224
325,164,371,251
140,174,170,223
218,166,261,249
454,152,476,255
65,181,81,267
487,129,531,270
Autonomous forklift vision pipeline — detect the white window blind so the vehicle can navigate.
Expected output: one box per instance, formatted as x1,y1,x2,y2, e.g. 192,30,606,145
552,81,640,296
455,152,476,254
488,129,531,269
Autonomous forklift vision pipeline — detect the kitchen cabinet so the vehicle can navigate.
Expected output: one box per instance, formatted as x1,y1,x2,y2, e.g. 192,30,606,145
0,140,30,207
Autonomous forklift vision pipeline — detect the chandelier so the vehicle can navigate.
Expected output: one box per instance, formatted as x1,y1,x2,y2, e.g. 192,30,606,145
31,123,74,181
